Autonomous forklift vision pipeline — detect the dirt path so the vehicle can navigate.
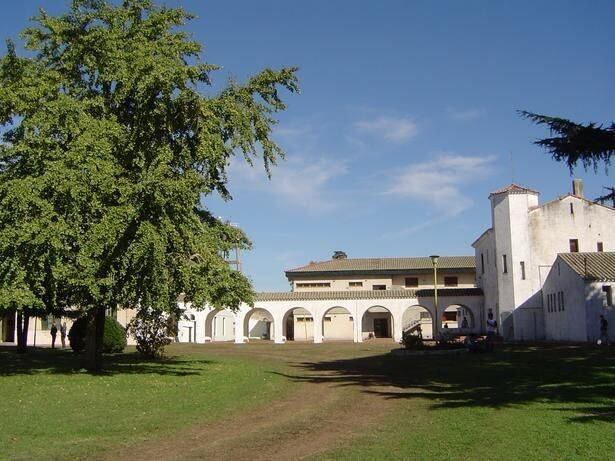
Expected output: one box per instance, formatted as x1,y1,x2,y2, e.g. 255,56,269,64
100,345,399,461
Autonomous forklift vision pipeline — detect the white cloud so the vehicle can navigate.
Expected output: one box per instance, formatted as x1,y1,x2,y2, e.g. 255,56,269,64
355,116,418,142
384,153,496,216
446,107,485,121
229,154,347,213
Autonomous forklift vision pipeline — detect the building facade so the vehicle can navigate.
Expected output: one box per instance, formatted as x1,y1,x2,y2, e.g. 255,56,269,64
473,180,615,341
178,256,484,344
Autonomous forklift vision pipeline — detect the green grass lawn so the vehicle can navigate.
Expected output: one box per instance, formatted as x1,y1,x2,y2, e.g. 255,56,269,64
310,345,615,460
2,342,615,460
0,345,295,460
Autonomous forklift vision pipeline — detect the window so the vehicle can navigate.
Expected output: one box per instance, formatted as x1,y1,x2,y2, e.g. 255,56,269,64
569,239,579,253
420,312,431,319
570,203,574,215
296,282,331,288
324,316,332,322
561,291,565,311
405,277,418,288
502,254,508,274
348,281,363,288
481,253,485,274
372,285,386,291
597,242,604,252
520,261,526,280
603,286,613,307
444,276,458,287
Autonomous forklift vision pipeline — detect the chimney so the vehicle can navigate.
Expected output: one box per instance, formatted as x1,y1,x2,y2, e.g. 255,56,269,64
572,179,584,198
332,251,347,260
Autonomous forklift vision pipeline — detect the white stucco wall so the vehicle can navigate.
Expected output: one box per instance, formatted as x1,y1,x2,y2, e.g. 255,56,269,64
474,185,615,341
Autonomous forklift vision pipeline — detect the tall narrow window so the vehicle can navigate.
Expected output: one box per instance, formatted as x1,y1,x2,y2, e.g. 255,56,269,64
502,255,508,274
520,261,526,280
481,253,485,274
569,239,579,253
597,242,604,252
603,286,613,307
570,203,574,215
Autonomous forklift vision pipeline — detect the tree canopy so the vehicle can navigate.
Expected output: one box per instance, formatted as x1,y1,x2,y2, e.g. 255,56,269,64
519,111,615,172
0,0,298,360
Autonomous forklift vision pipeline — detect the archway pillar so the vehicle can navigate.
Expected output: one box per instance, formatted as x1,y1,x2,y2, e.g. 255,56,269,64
313,313,323,344
354,307,365,343
273,311,285,344
234,310,246,344
392,309,403,343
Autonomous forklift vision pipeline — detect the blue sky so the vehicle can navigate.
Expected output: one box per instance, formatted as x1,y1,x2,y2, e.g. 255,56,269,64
2,1,614,291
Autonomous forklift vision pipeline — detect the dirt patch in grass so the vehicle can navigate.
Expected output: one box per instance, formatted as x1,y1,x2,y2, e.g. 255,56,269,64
101,343,398,460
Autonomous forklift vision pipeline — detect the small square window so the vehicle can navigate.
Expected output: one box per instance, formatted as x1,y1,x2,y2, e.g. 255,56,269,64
569,239,579,253
405,277,418,288
372,285,386,291
444,276,458,287
597,242,604,252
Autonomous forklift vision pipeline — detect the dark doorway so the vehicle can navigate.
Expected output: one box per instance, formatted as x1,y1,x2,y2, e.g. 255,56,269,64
373,318,390,338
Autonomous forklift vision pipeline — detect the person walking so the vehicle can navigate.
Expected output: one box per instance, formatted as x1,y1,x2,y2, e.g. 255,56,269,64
486,312,498,352
461,316,469,329
599,315,609,345
50,321,58,349
60,322,67,348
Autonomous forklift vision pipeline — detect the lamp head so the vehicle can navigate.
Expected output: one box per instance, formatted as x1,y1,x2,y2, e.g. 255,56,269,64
429,255,440,265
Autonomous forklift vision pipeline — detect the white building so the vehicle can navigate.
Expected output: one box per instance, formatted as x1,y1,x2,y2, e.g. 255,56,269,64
178,256,484,344
542,252,615,342
473,180,615,341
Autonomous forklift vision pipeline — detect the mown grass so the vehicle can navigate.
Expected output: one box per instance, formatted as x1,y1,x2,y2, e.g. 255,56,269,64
307,345,615,460
0,345,294,460
3,342,615,460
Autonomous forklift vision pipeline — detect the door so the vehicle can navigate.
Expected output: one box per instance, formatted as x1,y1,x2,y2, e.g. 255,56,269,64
373,318,389,338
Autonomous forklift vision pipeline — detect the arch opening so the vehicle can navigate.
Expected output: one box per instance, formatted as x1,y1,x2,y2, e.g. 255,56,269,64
321,306,354,341
283,307,314,341
402,305,433,339
443,304,475,331
243,308,274,341
205,309,236,342
362,306,393,340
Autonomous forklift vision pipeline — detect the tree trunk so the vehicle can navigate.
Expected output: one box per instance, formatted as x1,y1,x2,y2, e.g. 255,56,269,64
84,307,106,372
16,309,30,353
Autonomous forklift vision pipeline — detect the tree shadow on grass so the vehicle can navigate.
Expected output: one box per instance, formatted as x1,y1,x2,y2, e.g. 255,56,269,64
273,344,615,424
0,345,213,377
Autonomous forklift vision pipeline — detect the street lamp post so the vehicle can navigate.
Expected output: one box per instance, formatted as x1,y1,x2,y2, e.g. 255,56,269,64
430,255,439,342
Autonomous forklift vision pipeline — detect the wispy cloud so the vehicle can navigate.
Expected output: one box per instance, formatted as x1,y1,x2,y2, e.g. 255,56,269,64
355,116,418,142
229,154,347,213
446,107,485,121
384,153,496,216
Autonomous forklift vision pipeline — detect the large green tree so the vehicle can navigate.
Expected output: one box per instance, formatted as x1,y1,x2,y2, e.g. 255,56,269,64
0,0,298,368
520,111,615,171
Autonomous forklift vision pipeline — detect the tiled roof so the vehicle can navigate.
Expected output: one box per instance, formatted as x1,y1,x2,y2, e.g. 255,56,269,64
255,287,483,302
286,256,475,275
489,183,539,197
558,252,615,282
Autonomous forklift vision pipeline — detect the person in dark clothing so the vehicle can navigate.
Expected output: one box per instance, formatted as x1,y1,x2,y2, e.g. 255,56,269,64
50,321,58,349
60,322,67,348
600,315,609,345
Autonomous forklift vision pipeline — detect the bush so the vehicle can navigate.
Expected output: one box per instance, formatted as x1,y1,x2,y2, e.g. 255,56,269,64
68,317,88,352
103,317,127,353
127,308,175,359
68,316,127,353
401,331,425,350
